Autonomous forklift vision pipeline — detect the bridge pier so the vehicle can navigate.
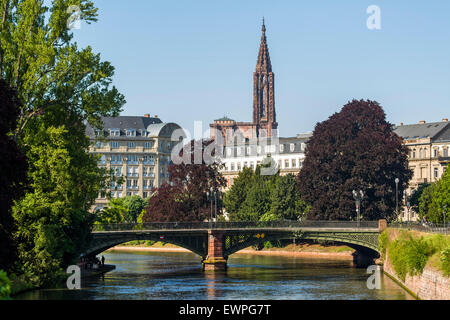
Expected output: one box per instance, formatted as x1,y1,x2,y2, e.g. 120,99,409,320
202,230,227,271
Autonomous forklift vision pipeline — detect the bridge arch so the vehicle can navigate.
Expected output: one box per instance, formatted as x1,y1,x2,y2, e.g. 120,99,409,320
223,231,380,259
85,233,208,259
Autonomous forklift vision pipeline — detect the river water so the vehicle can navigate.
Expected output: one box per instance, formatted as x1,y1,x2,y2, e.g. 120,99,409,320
15,251,414,300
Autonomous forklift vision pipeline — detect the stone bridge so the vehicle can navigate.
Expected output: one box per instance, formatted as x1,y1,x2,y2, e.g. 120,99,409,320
86,220,387,270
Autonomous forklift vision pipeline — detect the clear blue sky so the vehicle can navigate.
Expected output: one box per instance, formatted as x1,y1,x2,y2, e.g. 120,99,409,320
74,0,450,137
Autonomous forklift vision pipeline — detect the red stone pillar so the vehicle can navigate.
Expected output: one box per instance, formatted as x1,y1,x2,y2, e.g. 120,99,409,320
378,219,387,232
202,230,227,271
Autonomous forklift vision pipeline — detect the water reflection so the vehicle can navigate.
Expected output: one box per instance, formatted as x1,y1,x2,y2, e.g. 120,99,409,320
14,251,414,300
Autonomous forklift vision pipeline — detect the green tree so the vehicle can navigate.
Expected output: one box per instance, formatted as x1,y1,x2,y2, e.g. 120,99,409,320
122,195,148,223
421,168,450,224
0,0,125,140
2,0,125,286
12,106,106,286
95,198,127,225
268,174,309,221
409,183,430,215
223,167,254,217
418,183,437,221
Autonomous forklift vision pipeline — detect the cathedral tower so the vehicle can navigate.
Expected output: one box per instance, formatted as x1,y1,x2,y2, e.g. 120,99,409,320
253,19,277,137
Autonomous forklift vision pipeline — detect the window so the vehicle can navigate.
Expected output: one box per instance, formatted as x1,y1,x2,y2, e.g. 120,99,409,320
290,144,295,152
243,162,248,168
111,154,122,164
299,160,303,168
94,141,104,148
227,148,232,156
285,159,289,168
250,161,254,169
126,129,136,137
230,163,235,171
237,162,241,170
278,160,282,169
127,142,136,149
434,149,438,158
110,128,120,136
292,159,297,168
111,141,120,149
444,149,449,157
144,141,154,149
434,168,439,179
301,143,306,151
99,155,106,165
127,155,138,164
141,129,147,137
143,192,148,198
127,167,138,177
143,155,155,164
280,144,284,152
114,167,122,177
94,129,103,137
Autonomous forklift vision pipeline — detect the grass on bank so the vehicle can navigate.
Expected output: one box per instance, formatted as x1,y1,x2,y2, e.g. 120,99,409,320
379,228,450,281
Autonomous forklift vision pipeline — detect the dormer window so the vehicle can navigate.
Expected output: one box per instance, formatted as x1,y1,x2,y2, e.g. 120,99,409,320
110,128,120,136
280,144,284,152
94,129,103,137
141,129,147,137
126,129,136,137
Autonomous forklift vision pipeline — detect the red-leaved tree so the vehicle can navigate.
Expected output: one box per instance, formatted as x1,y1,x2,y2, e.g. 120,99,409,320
143,139,225,222
297,99,412,222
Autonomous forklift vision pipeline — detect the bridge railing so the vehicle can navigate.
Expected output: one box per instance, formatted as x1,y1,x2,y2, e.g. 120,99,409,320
388,222,450,235
91,220,379,232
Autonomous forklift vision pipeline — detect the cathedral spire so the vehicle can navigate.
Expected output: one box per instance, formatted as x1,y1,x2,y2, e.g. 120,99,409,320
253,19,277,137
256,18,272,73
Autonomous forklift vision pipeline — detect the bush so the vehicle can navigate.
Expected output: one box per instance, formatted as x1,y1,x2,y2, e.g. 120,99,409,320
0,270,11,300
378,231,389,259
264,241,273,249
440,248,450,276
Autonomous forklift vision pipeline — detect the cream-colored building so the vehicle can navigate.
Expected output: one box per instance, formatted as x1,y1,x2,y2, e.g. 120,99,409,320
393,118,450,221
217,133,312,189
86,115,184,211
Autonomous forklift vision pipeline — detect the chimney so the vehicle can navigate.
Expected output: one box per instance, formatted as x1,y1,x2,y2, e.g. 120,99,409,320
144,114,150,118
419,120,426,124
443,118,448,122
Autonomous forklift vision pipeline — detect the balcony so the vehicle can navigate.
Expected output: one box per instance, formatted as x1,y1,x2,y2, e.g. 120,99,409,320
127,173,139,177
438,156,450,164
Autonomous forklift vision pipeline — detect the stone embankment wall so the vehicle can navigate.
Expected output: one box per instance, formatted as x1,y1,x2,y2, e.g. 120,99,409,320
383,252,450,300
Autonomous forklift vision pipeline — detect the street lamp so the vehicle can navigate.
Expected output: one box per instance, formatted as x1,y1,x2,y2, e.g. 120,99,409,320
395,178,400,217
352,190,364,228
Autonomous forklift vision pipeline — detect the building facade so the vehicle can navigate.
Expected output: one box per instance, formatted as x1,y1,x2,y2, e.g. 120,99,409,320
393,119,450,221
86,115,184,211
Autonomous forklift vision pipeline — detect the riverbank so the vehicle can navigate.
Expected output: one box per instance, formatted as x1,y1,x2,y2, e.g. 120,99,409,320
107,242,355,260
379,228,450,300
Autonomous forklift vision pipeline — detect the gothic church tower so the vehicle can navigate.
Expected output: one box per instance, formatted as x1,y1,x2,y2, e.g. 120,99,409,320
253,19,277,137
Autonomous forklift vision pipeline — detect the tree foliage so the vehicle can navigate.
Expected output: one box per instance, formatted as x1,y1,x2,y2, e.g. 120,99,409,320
12,105,104,286
0,0,125,140
419,168,450,223
96,196,148,224
297,99,412,221
0,79,27,272
224,167,308,222
143,139,225,222
1,0,125,286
